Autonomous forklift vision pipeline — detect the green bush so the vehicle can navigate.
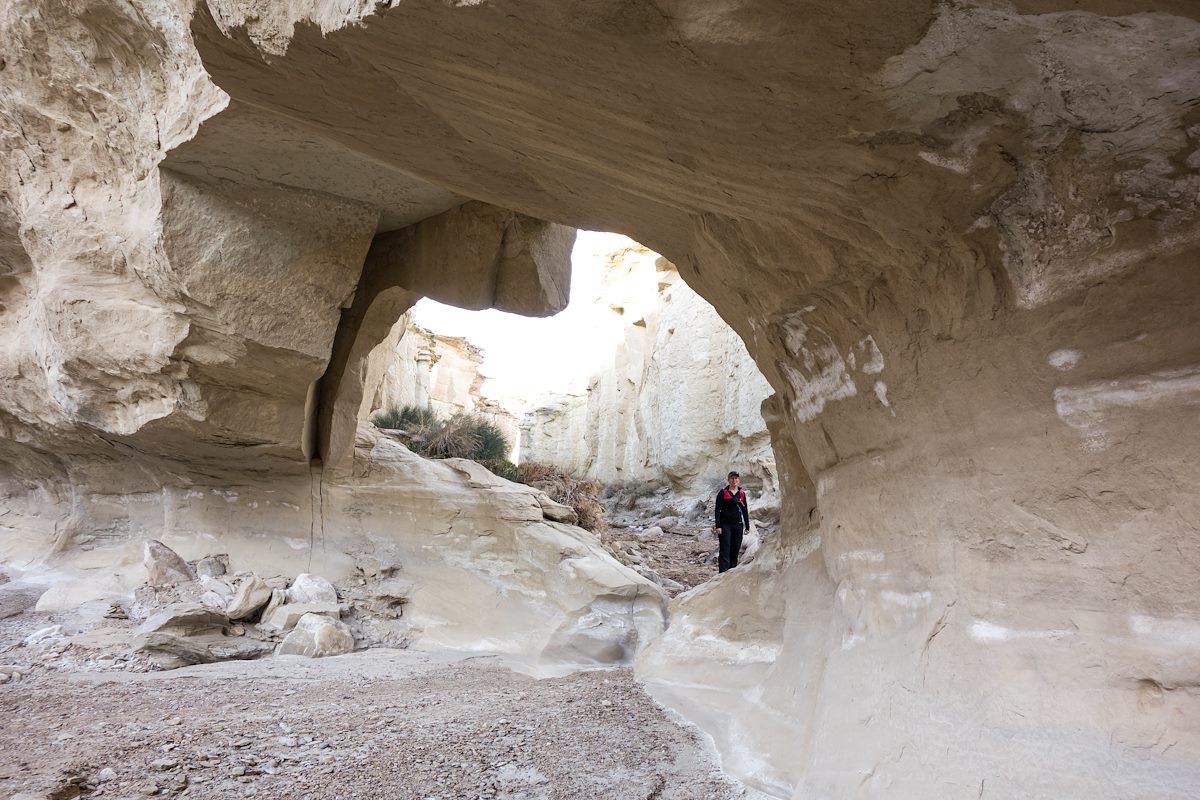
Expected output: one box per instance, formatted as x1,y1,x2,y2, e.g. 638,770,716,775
373,406,515,477
372,404,437,432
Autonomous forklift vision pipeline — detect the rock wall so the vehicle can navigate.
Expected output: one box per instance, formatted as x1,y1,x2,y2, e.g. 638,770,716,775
2,1,1199,798
521,246,777,509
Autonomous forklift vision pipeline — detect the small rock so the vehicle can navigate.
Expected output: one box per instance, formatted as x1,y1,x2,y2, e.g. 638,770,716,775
98,767,117,782
195,554,230,579
150,758,179,771
199,575,234,599
260,588,286,623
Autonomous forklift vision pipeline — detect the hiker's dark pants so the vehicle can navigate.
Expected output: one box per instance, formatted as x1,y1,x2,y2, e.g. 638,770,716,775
718,523,744,573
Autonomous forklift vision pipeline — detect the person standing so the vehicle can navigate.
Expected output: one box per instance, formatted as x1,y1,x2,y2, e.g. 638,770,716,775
713,471,750,573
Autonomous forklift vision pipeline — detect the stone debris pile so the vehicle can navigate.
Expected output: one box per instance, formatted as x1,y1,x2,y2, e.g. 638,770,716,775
126,541,415,668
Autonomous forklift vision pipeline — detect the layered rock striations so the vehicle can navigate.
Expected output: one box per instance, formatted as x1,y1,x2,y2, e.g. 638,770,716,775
1,1,1199,797
521,246,776,509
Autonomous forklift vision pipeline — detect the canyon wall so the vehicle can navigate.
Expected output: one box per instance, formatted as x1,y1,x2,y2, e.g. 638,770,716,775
1,1,1199,797
521,246,777,509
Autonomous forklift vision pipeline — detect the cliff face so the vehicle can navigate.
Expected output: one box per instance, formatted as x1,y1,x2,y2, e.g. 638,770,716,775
521,247,776,509
2,1,1199,797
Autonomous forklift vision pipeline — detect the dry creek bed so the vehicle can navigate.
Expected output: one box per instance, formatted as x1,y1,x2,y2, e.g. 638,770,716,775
0,646,743,800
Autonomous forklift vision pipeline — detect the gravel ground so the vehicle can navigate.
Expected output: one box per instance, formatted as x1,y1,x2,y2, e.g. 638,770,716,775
0,647,742,800
602,525,720,594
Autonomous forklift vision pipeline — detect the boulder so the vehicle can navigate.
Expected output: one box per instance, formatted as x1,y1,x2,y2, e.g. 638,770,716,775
277,613,354,658
651,516,681,532
284,573,338,605
132,602,274,668
143,541,194,586
260,602,341,633
225,576,272,620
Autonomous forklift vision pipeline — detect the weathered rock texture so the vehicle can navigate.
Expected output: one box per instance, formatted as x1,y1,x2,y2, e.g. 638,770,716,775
2,1,1200,797
521,245,776,508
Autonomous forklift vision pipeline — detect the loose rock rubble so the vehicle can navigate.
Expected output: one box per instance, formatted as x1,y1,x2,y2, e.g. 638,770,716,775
0,650,743,800
128,543,413,670
594,493,771,596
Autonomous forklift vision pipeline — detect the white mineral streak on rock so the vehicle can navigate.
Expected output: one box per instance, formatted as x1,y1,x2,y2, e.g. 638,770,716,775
780,309,857,423
873,380,890,408
918,151,971,174
856,335,886,374
1055,366,1200,449
1048,349,1082,370
968,620,1074,643
1130,615,1200,649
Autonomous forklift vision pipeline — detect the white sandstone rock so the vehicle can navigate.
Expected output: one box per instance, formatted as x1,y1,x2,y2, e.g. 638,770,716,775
284,574,338,606
278,613,355,658
225,577,273,620
260,603,341,634
199,576,234,599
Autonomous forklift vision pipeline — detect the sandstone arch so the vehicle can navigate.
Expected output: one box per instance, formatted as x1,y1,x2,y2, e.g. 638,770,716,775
1,0,1199,796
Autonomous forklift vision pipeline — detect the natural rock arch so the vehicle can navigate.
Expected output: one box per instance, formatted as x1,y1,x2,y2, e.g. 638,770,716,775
1,1,1198,797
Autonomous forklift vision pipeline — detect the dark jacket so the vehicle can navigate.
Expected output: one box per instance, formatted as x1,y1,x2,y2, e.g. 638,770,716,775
714,485,750,528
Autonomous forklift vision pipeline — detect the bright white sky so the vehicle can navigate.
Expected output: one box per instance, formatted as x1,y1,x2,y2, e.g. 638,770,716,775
412,230,642,414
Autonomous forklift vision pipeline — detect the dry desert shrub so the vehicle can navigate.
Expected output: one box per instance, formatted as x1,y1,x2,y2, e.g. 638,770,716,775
516,461,607,532
372,405,515,478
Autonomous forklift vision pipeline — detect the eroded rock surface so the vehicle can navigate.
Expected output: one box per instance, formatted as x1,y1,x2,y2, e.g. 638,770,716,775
1,1,1199,797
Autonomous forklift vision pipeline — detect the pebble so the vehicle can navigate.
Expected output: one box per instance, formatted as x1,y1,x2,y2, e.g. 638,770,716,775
150,758,179,771
98,767,117,782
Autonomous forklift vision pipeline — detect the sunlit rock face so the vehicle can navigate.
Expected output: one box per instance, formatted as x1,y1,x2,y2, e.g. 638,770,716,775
521,246,776,507
3,1,1200,797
